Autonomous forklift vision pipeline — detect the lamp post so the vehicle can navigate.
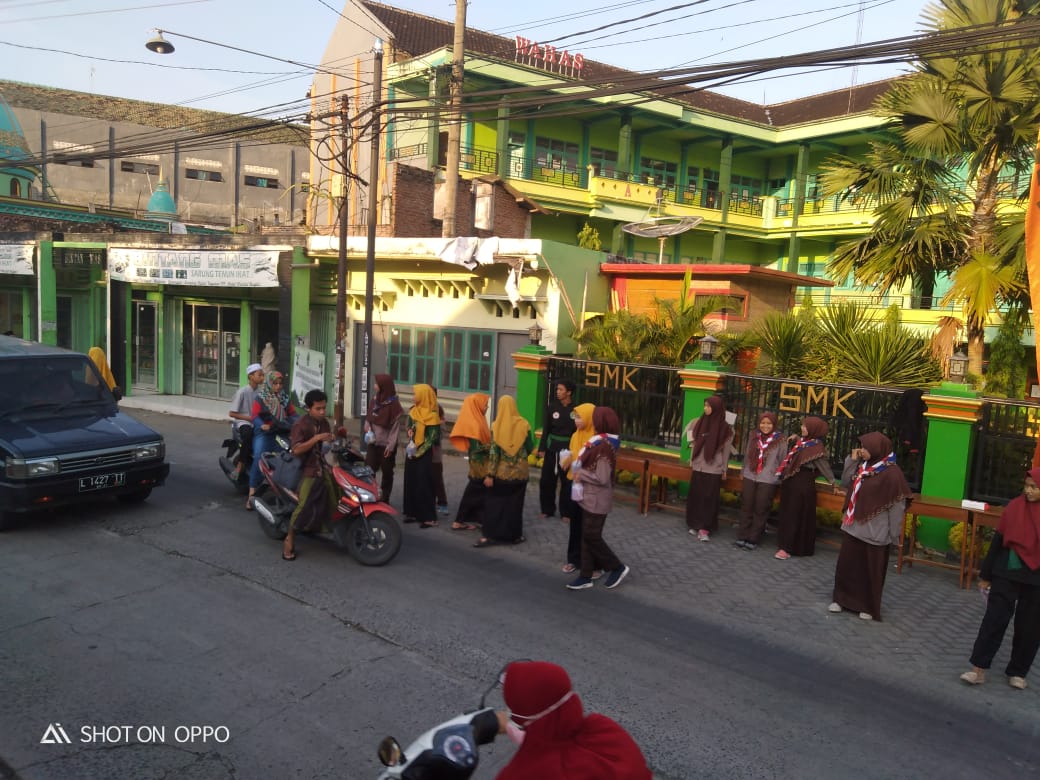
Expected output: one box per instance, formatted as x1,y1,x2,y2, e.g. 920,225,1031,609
359,40,384,423
527,321,543,345
948,349,969,384
698,333,719,362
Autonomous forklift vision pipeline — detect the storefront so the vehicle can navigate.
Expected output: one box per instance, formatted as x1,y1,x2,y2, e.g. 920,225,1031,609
0,242,35,338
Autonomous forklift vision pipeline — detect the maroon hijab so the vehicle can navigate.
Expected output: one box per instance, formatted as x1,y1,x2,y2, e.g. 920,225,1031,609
367,374,404,428
583,406,620,479
842,432,912,523
776,416,829,481
745,411,781,473
499,661,651,780
997,467,1040,571
689,395,732,462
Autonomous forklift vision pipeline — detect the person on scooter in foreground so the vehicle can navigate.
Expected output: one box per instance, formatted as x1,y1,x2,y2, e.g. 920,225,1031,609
281,389,335,561
228,362,265,478
496,660,651,780
247,371,297,511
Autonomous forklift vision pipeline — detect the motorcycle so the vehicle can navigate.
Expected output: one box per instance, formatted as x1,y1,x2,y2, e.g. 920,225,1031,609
253,430,402,566
376,673,504,779
217,424,252,495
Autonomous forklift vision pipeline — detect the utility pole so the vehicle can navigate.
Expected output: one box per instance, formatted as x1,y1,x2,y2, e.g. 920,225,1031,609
441,0,466,238
334,95,349,428
360,40,384,423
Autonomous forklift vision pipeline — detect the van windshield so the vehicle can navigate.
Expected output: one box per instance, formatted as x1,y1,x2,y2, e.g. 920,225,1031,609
0,356,117,417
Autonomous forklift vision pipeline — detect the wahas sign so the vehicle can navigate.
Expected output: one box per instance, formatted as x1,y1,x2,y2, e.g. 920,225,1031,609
41,723,229,745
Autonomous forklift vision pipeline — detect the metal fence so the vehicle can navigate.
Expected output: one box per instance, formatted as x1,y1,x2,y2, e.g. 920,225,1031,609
545,358,925,490
547,358,684,448
969,400,1040,505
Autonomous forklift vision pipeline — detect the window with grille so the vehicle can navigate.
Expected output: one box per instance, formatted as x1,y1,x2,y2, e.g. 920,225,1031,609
185,168,224,183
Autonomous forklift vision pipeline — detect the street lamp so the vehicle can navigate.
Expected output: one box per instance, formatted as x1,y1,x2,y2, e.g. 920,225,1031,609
145,31,175,54
528,321,543,345
949,349,969,383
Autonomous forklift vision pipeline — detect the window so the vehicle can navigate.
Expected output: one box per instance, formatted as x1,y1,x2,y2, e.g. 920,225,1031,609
534,137,579,171
388,326,495,393
244,175,279,189
59,158,94,168
120,161,160,175
729,174,762,201
185,168,223,183
9,179,20,198
589,146,618,178
639,157,677,188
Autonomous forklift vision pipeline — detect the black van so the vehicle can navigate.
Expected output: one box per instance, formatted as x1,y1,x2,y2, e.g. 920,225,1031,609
0,336,170,529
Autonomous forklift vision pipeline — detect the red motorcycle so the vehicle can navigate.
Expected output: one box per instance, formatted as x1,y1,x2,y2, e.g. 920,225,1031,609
253,431,402,566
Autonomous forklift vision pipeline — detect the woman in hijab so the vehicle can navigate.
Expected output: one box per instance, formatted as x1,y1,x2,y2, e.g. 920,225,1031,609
449,392,491,531
773,416,837,559
559,403,596,573
474,396,534,547
87,347,122,400
684,395,734,542
735,411,787,551
566,406,630,590
246,370,296,510
403,384,441,528
496,660,651,780
364,374,404,503
830,432,911,620
961,467,1040,689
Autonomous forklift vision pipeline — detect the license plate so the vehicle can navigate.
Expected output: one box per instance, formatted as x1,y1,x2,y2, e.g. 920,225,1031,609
78,473,126,492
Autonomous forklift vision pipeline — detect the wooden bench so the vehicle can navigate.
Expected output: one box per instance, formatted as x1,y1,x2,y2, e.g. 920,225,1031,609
614,448,649,510
897,495,970,583
963,505,1003,590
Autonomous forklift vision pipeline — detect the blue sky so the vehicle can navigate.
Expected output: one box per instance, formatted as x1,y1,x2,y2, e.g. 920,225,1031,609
0,0,927,118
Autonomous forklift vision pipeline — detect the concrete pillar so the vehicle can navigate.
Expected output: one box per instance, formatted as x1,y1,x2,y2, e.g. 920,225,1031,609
513,345,551,436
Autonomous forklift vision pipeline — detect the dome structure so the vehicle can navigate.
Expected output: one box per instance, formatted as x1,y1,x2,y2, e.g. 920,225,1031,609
0,93,37,198
145,177,178,221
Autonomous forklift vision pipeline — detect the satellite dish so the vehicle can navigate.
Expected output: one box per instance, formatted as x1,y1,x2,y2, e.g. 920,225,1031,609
621,191,704,263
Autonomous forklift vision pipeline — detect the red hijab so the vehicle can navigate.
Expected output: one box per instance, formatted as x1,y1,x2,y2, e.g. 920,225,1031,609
776,416,829,481
689,395,732,462
997,467,1040,571
498,661,651,780
841,432,912,524
368,374,404,428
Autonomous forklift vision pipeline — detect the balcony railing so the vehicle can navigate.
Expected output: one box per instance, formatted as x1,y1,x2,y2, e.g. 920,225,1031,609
798,291,961,312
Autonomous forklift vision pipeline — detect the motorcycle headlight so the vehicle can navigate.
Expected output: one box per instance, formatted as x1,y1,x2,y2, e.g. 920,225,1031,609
354,487,377,502
6,457,59,479
133,442,165,461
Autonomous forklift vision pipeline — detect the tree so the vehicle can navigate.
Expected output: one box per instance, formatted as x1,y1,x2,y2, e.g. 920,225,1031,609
819,0,1040,375
577,222,602,251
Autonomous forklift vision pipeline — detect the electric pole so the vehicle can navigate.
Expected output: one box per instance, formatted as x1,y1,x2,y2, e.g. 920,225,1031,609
441,0,466,238
334,95,349,427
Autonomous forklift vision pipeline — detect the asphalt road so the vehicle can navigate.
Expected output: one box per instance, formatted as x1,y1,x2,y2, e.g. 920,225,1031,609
1,410,1038,779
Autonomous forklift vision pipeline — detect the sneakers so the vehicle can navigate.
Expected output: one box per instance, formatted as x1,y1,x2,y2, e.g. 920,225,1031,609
566,576,594,590
604,564,630,589
960,669,985,685
828,602,842,613
561,563,577,573
1009,676,1028,690
774,550,791,560
698,530,710,542
858,612,873,621
436,504,450,516
732,540,748,550
743,542,757,551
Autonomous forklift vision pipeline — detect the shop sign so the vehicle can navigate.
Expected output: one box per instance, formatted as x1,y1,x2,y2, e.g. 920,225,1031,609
107,248,279,287
53,248,104,267
0,243,34,276
292,347,326,404
779,382,855,418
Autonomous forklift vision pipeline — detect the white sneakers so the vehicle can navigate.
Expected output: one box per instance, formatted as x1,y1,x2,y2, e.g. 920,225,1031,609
1009,676,1028,690
828,602,842,613
960,669,985,685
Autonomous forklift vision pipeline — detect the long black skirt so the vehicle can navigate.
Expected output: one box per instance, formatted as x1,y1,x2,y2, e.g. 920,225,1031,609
482,479,526,542
776,469,818,556
832,533,890,620
403,452,436,524
455,477,487,526
685,471,722,532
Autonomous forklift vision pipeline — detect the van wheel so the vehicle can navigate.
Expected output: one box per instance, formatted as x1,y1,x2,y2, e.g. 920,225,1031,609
117,488,152,504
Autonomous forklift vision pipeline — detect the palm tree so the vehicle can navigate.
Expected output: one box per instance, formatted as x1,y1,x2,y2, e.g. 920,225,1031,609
819,0,1040,374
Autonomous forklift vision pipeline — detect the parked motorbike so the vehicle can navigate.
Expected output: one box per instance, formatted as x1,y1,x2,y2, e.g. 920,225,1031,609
253,431,402,566
376,673,504,779
217,425,251,495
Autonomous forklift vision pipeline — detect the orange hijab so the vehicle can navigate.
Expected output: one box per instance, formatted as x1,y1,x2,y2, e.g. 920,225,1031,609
449,393,491,452
491,396,531,456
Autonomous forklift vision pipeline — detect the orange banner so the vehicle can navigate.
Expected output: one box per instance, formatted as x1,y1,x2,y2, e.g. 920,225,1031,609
1026,128,1040,465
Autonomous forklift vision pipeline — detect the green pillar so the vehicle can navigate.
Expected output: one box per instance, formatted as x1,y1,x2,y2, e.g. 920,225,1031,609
718,136,732,223
786,142,809,273
239,299,253,384
496,100,510,179
513,345,550,437
20,287,33,339
291,245,312,367
918,384,983,550
37,240,57,346
617,110,633,178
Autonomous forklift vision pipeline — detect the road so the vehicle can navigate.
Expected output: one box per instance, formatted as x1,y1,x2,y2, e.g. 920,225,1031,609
1,410,1037,779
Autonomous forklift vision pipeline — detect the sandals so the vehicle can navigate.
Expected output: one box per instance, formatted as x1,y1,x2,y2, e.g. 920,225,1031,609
473,538,495,548
419,520,439,529
452,523,479,531
774,550,791,560
245,497,255,511
282,548,297,561
562,563,577,573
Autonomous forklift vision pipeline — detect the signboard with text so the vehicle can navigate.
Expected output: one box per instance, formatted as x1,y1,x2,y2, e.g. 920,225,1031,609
292,347,326,407
0,243,34,276
107,248,279,287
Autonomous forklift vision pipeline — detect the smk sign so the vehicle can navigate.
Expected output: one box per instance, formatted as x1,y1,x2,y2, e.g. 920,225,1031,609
40,723,73,744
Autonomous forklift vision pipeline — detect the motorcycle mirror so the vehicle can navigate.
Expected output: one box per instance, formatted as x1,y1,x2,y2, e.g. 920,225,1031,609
377,736,402,767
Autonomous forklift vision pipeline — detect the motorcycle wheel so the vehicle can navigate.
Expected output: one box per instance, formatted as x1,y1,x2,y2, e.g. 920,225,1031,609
335,511,401,566
256,497,290,541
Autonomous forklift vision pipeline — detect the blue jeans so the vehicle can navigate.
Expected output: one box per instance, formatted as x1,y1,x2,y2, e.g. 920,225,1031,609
250,430,275,489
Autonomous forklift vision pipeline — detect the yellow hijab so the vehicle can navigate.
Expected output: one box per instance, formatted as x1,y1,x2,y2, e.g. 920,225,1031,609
409,384,441,446
87,347,116,390
491,395,530,457
566,403,596,479
449,393,491,452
